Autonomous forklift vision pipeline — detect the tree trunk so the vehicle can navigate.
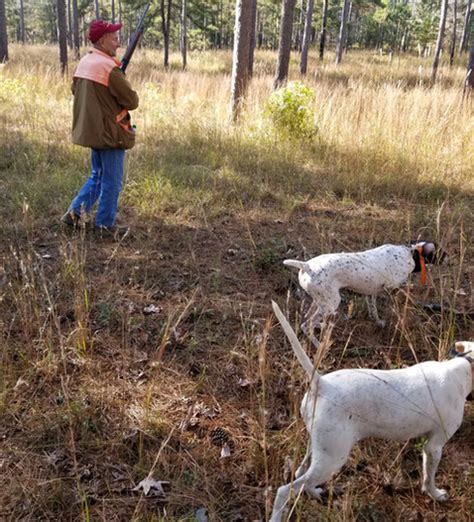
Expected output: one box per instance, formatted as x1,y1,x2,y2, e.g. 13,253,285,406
335,0,350,65
257,9,263,48
344,1,352,52
431,0,448,83
248,0,257,76
57,0,68,74
300,0,314,74
180,0,187,70
0,0,8,62
67,0,73,49
230,0,253,121
274,0,297,88
95,0,100,19
19,0,25,43
466,28,474,86
319,0,328,60
450,0,457,65
111,0,115,22
295,0,304,50
217,0,223,49
72,0,80,59
160,0,172,68
459,0,472,53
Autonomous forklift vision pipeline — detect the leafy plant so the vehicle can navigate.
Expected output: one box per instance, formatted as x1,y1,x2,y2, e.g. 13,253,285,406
264,81,317,141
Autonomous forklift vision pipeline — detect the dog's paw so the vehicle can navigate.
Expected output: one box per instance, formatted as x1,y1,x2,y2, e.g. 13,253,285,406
423,485,449,502
433,488,449,502
306,486,324,500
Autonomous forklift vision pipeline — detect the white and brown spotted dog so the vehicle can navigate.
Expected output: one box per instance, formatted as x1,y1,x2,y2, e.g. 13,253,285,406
284,242,446,345
270,301,473,522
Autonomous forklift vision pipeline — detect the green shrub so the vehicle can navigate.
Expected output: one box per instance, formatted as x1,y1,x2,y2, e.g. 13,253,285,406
264,81,317,141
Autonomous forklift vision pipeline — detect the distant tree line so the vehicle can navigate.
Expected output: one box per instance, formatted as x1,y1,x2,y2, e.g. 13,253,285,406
1,0,474,58
2,0,474,108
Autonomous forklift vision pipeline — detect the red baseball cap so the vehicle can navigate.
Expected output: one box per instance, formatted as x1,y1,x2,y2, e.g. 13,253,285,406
88,20,122,43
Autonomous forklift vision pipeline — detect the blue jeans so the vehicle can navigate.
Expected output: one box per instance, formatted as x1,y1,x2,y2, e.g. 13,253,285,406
70,148,125,227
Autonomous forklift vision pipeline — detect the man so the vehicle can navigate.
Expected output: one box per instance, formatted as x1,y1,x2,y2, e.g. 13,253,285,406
62,19,139,238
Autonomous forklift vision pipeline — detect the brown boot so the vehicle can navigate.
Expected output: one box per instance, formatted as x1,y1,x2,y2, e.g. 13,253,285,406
61,211,84,228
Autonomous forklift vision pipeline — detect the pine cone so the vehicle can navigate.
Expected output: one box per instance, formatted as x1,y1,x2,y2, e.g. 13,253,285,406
210,427,234,449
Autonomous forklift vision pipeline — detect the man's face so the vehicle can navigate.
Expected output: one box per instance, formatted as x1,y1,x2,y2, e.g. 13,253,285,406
99,31,120,57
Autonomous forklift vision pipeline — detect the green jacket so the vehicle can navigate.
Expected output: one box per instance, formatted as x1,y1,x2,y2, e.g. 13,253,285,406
72,51,139,150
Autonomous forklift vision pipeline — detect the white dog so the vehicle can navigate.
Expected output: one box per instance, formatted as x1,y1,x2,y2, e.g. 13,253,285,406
284,242,445,345
270,301,473,522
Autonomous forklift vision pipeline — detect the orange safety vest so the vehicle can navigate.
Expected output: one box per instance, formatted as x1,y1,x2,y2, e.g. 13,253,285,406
74,48,120,87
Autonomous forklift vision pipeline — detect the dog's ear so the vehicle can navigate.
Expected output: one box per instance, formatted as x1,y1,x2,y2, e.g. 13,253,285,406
451,342,474,366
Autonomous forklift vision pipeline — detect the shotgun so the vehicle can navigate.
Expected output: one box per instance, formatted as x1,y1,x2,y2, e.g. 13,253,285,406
120,2,151,72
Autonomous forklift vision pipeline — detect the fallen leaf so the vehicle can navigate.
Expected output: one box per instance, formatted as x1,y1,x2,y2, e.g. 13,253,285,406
237,378,252,388
143,304,162,315
13,377,29,391
195,508,208,522
220,443,231,459
132,477,169,497
44,449,66,466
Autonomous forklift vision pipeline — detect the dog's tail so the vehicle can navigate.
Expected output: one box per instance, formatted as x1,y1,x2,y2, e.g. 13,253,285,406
283,259,311,272
272,301,317,381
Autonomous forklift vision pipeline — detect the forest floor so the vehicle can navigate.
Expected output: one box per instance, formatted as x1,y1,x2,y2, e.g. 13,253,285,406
0,46,473,521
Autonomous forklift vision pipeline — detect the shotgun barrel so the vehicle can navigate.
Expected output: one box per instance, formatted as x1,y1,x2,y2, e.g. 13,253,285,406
120,2,151,72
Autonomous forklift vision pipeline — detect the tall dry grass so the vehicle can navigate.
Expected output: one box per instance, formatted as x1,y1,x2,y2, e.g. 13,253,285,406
1,44,473,222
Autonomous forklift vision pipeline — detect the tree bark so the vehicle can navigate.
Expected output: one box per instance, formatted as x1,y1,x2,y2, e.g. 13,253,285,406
217,0,223,49
0,0,8,62
72,0,80,59
274,0,297,88
295,0,304,50
459,0,472,53
450,0,457,65
300,0,314,74
431,0,449,83
180,0,187,70
248,0,257,76
344,1,352,52
319,0,328,60
19,0,25,43
466,29,474,87
160,0,172,68
57,0,68,74
335,0,350,65
230,0,253,121
67,0,73,49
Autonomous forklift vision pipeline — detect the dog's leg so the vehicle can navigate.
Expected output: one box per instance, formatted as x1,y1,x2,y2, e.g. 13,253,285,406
270,442,352,522
421,436,448,502
301,301,322,348
366,295,385,328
